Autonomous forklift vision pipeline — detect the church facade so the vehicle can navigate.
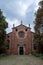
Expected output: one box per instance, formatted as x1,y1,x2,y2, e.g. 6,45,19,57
6,23,34,55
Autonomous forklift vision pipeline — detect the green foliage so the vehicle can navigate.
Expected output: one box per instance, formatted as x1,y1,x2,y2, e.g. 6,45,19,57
0,9,8,54
39,0,43,7
34,0,43,53
32,53,43,59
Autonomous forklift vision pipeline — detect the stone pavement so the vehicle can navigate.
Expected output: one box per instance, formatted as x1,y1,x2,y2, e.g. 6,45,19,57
0,55,43,65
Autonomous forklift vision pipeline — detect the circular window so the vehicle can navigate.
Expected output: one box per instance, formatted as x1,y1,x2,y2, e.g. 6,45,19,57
19,31,25,38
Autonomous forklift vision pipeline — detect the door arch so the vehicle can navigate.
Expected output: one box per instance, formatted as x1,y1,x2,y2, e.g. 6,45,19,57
18,46,25,55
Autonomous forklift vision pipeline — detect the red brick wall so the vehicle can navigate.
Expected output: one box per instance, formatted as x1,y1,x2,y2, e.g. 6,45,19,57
6,24,34,55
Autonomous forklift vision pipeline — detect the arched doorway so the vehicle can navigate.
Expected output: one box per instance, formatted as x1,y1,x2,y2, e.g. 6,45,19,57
19,46,24,55
18,45,25,55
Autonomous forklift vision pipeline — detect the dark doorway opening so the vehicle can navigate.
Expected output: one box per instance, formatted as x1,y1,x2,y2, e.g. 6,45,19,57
19,47,24,55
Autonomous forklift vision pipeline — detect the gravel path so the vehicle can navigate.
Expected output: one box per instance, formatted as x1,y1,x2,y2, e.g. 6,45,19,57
0,55,43,65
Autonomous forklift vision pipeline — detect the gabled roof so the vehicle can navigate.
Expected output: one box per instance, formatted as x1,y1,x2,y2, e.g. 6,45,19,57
7,24,31,35
12,24,31,29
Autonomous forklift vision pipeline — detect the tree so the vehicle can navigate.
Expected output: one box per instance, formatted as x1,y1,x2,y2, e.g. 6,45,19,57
0,9,8,54
34,0,43,53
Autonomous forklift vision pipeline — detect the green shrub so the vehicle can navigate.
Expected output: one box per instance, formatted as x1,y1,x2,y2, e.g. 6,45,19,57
32,53,43,59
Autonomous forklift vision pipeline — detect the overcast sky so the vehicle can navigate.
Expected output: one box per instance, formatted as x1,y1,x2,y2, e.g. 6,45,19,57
0,0,41,33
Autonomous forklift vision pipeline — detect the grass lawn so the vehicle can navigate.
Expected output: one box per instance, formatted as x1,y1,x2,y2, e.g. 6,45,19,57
0,55,17,60
0,55,43,65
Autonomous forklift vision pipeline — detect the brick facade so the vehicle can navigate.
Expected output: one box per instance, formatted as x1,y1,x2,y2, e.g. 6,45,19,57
6,24,34,55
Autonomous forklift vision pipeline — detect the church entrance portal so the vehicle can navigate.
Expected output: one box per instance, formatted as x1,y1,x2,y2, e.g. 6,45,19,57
18,43,25,55
19,47,24,55
18,46,25,55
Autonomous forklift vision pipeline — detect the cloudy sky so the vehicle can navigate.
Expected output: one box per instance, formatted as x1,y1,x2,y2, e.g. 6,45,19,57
0,0,41,33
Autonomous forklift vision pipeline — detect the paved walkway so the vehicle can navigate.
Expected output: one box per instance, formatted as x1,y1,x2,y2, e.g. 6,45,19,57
0,55,43,65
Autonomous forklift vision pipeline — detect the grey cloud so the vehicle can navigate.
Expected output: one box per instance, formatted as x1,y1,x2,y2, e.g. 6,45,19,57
0,0,35,20
0,0,40,33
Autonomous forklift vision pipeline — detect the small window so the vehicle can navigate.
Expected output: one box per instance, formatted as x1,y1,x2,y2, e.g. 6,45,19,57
16,29,18,31
7,35,9,38
25,29,27,31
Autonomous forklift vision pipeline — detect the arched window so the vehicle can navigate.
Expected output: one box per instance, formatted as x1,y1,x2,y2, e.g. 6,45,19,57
7,39,10,43
7,39,10,49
